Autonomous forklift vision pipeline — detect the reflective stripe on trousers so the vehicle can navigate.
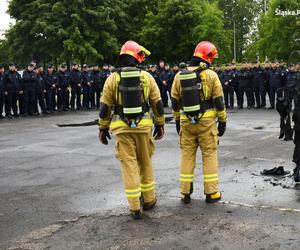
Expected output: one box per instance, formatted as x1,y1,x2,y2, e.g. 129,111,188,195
115,133,156,211
179,118,219,195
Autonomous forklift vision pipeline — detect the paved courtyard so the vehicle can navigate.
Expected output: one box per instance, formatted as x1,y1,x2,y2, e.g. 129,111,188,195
1,108,300,249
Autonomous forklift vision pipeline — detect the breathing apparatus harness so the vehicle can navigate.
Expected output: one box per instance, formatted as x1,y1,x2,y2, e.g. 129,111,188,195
179,62,212,124
114,67,149,128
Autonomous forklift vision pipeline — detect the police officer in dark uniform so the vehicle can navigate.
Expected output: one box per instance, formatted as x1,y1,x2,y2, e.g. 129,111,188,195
4,64,21,118
156,60,165,96
290,62,300,182
22,63,37,115
70,63,82,110
34,65,48,114
230,64,239,108
238,63,254,109
0,65,5,119
82,64,92,109
100,63,111,89
279,61,288,88
268,62,282,109
215,66,223,84
171,64,179,91
247,63,255,108
179,62,187,71
44,64,58,112
264,62,271,108
108,64,113,72
221,64,234,108
18,68,26,117
91,65,102,109
159,63,173,107
253,62,267,109
172,64,179,74
57,64,70,111
149,65,159,86
288,64,300,106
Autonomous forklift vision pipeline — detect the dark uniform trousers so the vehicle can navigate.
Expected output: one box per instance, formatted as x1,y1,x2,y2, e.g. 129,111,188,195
56,88,69,110
62,87,70,109
35,90,47,113
259,83,267,107
239,84,253,108
91,86,101,108
18,93,26,115
83,86,91,108
253,83,261,107
46,88,56,111
57,88,63,110
0,92,4,115
24,88,36,115
269,86,278,108
161,84,169,106
223,85,234,108
5,90,18,116
70,86,82,109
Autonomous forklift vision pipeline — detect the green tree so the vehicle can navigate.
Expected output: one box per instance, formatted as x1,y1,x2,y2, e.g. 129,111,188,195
247,0,300,62
1,0,236,66
192,2,231,63
139,0,199,63
0,38,11,66
139,0,231,64
3,0,121,66
218,0,260,62
115,0,162,43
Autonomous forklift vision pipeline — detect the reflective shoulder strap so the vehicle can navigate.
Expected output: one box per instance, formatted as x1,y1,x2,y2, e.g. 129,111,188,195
120,70,140,78
199,70,208,99
179,72,196,81
114,73,121,105
140,72,150,100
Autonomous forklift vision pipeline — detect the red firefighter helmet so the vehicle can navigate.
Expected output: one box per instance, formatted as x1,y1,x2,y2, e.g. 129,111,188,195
120,41,151,64
193,41,218,64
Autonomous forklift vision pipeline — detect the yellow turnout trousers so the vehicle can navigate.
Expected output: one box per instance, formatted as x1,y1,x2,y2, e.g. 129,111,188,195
115,132,156,211
180,118,219,195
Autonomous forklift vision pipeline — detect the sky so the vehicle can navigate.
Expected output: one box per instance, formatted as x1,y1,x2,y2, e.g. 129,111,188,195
0,0,14,38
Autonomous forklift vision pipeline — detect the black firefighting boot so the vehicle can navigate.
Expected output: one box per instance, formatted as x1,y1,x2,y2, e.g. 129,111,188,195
130,210,143,220
206,191,222,203
143,197,157,211
181,194,191,204
294,164,300,183
181,182,193,204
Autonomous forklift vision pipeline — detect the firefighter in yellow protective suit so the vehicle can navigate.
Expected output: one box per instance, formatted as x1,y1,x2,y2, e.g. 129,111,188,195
98,41,165,219
171,41,227,204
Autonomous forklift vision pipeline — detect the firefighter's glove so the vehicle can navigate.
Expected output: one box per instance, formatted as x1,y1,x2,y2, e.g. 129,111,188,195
99,128,111,145
217,121,226,137
176,120,180,135
153,125,164,140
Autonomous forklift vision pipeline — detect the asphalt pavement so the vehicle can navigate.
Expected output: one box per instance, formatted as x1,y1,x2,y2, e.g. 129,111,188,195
1,108,300,250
